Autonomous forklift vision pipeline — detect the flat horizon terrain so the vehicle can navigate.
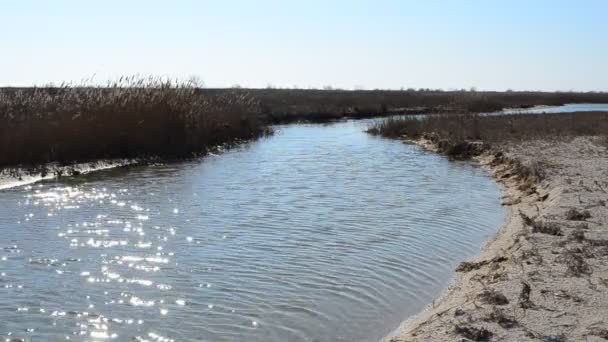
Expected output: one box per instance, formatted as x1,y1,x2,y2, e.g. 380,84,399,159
2,1,607,340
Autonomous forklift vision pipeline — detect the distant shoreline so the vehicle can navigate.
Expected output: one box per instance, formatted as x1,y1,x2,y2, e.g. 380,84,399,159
3,81,608,169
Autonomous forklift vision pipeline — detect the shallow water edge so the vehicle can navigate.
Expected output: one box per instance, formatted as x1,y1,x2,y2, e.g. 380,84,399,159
0,120,505,341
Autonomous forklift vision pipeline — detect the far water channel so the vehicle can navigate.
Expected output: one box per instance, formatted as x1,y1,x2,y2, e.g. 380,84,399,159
0,118,506,341
501,103,608,114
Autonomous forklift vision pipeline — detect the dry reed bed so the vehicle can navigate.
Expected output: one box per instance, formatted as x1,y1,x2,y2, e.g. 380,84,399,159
0,77,270,169
368,111,608,159
243,89,608,123
372,112,608,341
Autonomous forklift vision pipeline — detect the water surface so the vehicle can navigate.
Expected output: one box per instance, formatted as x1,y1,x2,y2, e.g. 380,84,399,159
0,120,505,341
502,103,608,114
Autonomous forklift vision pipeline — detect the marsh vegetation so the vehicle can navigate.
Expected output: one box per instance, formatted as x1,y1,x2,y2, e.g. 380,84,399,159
368,111,608,159
2,79,607,168
0,77,269,168
240,88,608,123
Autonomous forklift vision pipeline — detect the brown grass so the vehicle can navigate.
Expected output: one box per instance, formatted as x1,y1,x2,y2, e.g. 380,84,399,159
3,83,607,167
369,111,608,141
368,111,608,158
0,77,270,167
240,88,608,123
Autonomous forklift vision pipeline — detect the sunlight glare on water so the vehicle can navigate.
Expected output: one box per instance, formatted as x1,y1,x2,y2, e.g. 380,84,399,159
0,119,505,341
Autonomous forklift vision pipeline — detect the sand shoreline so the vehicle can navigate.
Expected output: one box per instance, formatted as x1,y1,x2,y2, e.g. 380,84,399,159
387,136,608,341
0,159,139,190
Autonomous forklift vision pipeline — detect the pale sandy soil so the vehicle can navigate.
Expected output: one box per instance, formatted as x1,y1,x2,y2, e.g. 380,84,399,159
0,159,138,190
388,136,608,341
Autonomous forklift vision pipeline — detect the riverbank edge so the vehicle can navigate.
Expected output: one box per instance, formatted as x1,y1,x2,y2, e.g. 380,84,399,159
379,137,527,340
384,135,608,341
0,159,143,190
0,135,274,191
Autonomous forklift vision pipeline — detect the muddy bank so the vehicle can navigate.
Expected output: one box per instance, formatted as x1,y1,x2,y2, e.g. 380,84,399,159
388,136,608,341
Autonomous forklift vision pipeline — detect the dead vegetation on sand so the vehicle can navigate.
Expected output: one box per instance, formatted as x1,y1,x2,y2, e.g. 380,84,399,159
381,116,608,341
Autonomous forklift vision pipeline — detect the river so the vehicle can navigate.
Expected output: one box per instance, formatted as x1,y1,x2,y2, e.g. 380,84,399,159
1,119,507,341
501,103,608,114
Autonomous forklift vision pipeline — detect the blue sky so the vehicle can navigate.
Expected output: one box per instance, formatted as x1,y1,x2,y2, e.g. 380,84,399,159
1,0,606,90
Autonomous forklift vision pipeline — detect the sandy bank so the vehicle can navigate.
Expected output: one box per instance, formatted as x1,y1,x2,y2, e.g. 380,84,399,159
0,159,139,190
388,136,608,341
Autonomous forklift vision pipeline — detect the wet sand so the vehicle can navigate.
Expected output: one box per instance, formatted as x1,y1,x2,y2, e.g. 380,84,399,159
389,136,608,341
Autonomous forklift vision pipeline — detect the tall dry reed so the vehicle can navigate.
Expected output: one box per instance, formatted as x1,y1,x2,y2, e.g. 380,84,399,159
368,112,608,142
0,76,270,167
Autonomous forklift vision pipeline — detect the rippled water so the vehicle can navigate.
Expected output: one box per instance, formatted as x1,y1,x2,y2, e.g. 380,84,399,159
502,103,608,114
0,120,505,341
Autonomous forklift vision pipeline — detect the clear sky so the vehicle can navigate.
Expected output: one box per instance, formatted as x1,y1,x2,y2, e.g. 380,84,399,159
1,0,606,91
